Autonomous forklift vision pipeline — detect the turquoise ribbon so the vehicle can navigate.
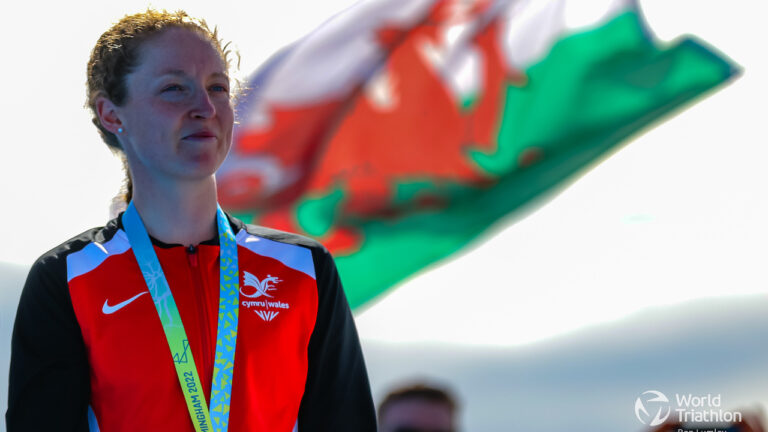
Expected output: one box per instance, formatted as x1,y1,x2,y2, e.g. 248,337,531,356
123,202,239,432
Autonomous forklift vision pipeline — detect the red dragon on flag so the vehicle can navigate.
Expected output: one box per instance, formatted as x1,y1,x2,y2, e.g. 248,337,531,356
217,0,738,309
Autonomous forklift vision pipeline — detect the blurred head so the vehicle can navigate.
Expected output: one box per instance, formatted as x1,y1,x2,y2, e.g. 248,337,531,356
378,383,459,432
86,9,237,203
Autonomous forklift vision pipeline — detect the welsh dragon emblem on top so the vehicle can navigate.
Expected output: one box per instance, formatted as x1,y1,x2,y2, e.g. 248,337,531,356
240,271,282,298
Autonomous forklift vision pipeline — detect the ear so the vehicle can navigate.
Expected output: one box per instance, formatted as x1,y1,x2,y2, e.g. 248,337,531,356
95,95,123,134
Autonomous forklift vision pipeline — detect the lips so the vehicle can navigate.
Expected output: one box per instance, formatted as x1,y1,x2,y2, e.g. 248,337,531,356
184,129,216,139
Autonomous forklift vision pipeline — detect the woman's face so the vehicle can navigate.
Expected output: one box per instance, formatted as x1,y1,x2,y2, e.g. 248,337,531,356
116,27,234,184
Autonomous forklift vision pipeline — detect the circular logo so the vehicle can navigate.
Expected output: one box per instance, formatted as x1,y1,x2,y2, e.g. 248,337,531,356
635,390,671,426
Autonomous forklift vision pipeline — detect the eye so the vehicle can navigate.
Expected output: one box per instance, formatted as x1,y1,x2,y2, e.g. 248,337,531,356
210,84,229,94
162,84,185,92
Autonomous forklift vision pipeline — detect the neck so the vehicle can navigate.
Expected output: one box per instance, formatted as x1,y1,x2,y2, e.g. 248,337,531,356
130,175,219,246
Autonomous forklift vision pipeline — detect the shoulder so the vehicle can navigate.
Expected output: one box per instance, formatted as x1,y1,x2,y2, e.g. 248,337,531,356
228,214,332,256
227,214,337,281
16,218,123,331
229,215,324,250
27,217,123,286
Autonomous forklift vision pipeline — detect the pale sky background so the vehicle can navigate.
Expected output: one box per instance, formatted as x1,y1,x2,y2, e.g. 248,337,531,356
0,0,765,349
1,1,767,430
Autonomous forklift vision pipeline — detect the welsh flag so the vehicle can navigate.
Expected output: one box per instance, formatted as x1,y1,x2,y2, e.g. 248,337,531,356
217,0,738,309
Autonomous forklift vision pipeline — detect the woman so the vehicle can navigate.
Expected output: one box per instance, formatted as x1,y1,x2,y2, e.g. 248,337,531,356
7,10,376,431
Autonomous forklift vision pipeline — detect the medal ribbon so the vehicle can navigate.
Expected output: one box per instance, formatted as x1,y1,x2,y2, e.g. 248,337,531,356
123,202,239,432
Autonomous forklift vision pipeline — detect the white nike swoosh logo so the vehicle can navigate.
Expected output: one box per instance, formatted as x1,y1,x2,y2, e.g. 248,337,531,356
102,291,149,315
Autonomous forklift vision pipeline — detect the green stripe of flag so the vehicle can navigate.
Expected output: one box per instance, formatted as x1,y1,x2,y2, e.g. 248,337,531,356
330,10,738,309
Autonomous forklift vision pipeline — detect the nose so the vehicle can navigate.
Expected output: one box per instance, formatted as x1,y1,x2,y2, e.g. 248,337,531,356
190,87,216,119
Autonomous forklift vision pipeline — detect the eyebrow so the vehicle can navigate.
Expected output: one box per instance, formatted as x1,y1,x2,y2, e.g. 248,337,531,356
157,69,229,81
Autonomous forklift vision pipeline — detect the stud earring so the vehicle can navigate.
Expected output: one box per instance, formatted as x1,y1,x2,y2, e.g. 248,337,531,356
117,127,123,133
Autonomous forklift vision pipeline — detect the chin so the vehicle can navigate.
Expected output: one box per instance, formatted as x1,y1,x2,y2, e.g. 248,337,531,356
174,162,217,181
186,151,226,172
